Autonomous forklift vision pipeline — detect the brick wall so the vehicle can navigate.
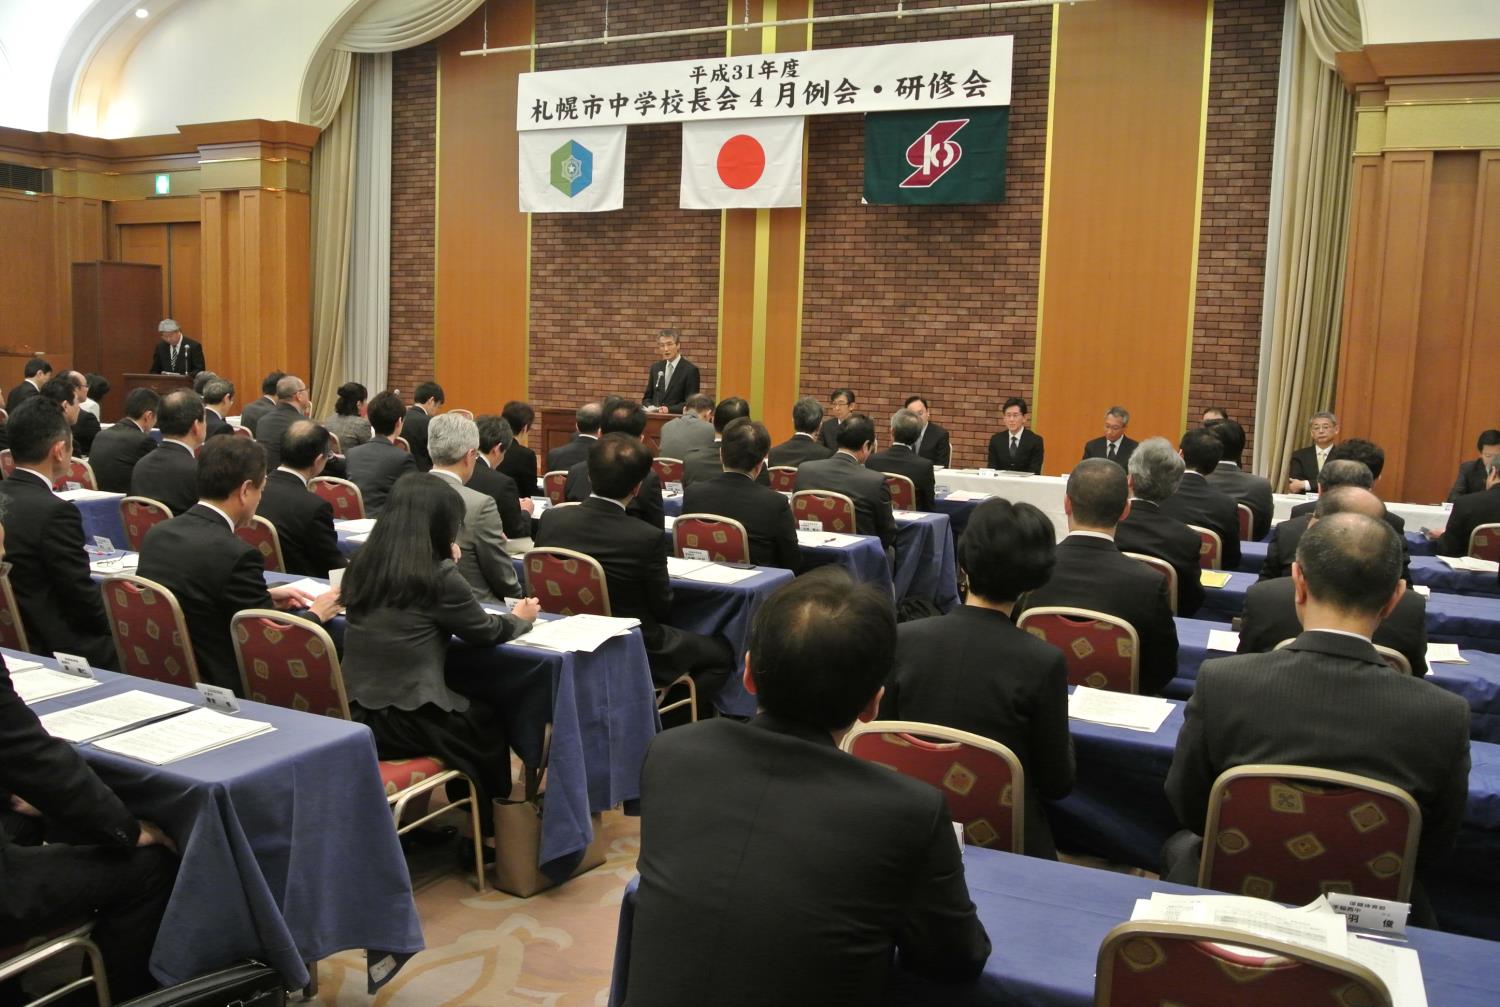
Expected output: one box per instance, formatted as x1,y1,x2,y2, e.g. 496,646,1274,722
801,1,1051,468
388,45,437,398
1188,0,1282,458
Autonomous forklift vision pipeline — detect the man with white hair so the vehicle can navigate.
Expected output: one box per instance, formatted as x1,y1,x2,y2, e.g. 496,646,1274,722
148,318,206,377
1081,406,1136,467
1114,436,1204,617
429,412,521,603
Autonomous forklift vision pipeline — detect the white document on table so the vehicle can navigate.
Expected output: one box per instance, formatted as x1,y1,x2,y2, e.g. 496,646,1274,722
1425,643,1467,664
40,690,193,743
92,706,274,764
334,518,377,534
663,515,677,530
509,613,642,653
1437,555,1500,573
677,563,760,585
56,488,122,502
893,510,923,520
1412,584,1431,597
666,556,711,577
1206,629,1240,652
1068,687,1174,732
943,490,992,502
796,530,863,548
1344,936,1428,1007
12,666,100,705
272,577,332,596
89,553,140,575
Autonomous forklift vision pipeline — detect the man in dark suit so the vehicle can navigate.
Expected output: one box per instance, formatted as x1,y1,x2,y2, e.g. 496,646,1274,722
498,400,539,498
681,418,800,570
1164,511,1471,923
545,402,602,473
0,399,117,668
1015,459,1179,696
1446,430,1500,503
402,381,443,471
564,400,665,529
658,394,716,460
147,318,206,376
624,575,990,1005
0,648,177,1002
816,387,856,450
5,358,51,412
345,390,418,516
682,397,771,489
136,437,342,693
1204,418,1272,540
986,396,1045,474
866,407,936,510
1261,459,1372,578
87,387,160,494
62,371,100,455
238,371,284,436
1081,406,1137,468
768,396,833,468
201,378,236,440
537,433,732,717
1436,468,1500,557
1286,410,1340,493
128,389,204,515
643,328,701,413
254,375,311,471
473,414,533,548
1159,428,1242,571
1115,436,1205,618
796,413,898,550
256,421,345,578
904,395,952,468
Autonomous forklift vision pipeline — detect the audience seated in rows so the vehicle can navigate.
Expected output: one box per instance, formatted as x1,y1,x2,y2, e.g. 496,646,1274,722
345,390,418,516
563,400,666,529
59,370,100,456
1260,458,1372,578
404,382,444,471
322,381,373,450
471,413,533,545
201,378,236,440
239,370,284,436
656,393,715,460
682,397,772,489
1159,427,1242,570
429,413,521,604
767,395,832,468
1114,436,1205,618
680,417,800,570
1204,418,1273,540
257,420,346,578
498,400,539,498
546,401,601,473
796,413,897,550
254,375,311,471
129,389,205,516
85,387,160,494
865,407,937,510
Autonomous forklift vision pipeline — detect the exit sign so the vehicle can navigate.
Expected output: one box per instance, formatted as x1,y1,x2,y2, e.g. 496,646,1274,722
154,173,170,195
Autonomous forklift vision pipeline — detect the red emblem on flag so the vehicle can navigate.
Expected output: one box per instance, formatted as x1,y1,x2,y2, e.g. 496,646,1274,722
901,119,969,188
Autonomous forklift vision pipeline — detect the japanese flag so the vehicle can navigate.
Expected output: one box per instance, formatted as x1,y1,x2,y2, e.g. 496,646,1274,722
680,116,804,210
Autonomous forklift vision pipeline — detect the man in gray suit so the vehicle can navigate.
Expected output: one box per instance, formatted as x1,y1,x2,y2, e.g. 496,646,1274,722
428,413,520,604
1204,417,1273,540
658,393,716,461
1163,510,1470,923
795,413,897,550
768,396,834,469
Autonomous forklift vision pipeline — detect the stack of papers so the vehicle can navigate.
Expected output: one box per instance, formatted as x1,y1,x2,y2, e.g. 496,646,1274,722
1068,687,1175,732
335,518,377,534
893,510,924,520
89,553,140,576
1437,555,1500,573
942,490,993,502
1206,629,1241,652
40,690,192,743
272,577,333,596
1200,570,1233,588
796,530,863,548
56,488,122,502
12,664,99,705
510,613,642,653
93,706,275,764
1425,643,1466,665
667,556,761,584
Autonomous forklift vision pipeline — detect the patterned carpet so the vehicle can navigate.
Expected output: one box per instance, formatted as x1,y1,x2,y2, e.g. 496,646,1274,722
313,811,641,1006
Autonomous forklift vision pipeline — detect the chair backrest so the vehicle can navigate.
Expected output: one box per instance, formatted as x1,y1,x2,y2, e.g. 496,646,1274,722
310,475,366,520
1199,764,1422,905
1468,522,1500,561
235,515,286,573
231,609,350,719
1272,636,1412,676
1094,920,1392,1007
0,567,31,652
100,574,201,687
842,720,1025,853
1189,524,1222,570
791,490,857,534
53,457,97,491
393,435,412,454
674,513,750,563
1236,502,1254,541
524,547,611,616
119,496,174,552
882,472,916,511
653,457,685,485
232,425,254,439
446,408,474,419
1017,606,1140,693
767,465,798,493
542,470,570,505
1121,551,1178,615
326,430,342,455
0,449,13,479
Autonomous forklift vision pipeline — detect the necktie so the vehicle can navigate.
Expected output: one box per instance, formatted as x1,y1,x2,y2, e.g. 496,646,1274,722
1011,436,1019,454
1108,442,1116,460
170,344,179,370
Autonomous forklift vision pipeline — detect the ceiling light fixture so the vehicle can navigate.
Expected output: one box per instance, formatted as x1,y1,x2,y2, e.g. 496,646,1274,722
135,8,149,18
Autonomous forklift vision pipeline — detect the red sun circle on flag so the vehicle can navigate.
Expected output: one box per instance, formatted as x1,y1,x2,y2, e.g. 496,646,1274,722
717,134,765,189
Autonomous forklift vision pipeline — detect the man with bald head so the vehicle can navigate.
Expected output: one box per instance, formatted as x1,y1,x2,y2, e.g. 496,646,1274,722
1167,506,1469,921
255,420,345,577
254,375,311,470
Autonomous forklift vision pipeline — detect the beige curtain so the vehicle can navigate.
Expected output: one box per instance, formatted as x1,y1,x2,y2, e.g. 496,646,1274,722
309,66,359,421
1257,0,1360,489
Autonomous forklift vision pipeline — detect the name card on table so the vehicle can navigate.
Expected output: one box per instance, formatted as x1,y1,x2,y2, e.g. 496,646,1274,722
682,547,711,562
798,520,824,532
196,683,240,714
53,653,95,680
1327,893,1410,936
93,536,115,552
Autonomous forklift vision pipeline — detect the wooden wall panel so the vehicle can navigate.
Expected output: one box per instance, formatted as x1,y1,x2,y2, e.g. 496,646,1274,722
1459,152,1500,466
1334,157,1386,437
1033,0,1211,470
0,191,56,384
118,223,170,315
169,223,202,340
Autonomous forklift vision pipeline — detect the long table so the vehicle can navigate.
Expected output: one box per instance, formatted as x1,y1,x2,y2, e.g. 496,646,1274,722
1240,539,1498,597
14,652,422,990
60,487,128,546
608,846,1500,1006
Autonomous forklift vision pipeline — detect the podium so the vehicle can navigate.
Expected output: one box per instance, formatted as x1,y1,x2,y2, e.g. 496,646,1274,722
72,262,163,421
122,373,193,403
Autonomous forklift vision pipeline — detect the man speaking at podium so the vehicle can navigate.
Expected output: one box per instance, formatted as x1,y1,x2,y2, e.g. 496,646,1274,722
644,328,700,413
149,318,206,377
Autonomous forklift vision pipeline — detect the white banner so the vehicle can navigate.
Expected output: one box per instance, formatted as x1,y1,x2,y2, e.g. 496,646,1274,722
681,116,803,209
518,36,1012,131
517,124,626,212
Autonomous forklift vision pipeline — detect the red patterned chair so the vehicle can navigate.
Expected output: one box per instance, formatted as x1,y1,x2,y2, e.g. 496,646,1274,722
235,515,286,573
446,408,474,420
1094,920,1392,1007
1189,524,1223,570
230,610,486,891
0,564,32,653
1236,502,1254,542
310,475,367,521
0,449,14,479
53,457,98,491
767,466,798,493
1016,606,1140,693
326,430,342,455
653,457,685,486
232,425,254,439
881,472,917,511
1121,552,1178,616
1198,764,1421,905
842,720,1025,853
99,574,201,687
524,547,611,616
1468,522,1500,561
791,490,857,534
0,921,110,1007
1273,637,1412,676
542,470,570,505
673,514,750,564
393,435,412,454
119,496,173,552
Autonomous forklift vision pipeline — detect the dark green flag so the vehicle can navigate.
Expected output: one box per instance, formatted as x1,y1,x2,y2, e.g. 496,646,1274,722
863,106,1008,205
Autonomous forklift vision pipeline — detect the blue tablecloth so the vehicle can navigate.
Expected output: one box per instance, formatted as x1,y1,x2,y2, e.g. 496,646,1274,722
1426,592,1500,652
1240,541,1497,596
932,490,980,538
64,490,128,548
892,511,960,612
663,566,795,717
16,653,421,989
798,532,895,598
610,846,1500,1007
1191,570,1255,621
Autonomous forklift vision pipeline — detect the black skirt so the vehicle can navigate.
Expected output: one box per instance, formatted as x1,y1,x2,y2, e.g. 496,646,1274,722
353,700,509,832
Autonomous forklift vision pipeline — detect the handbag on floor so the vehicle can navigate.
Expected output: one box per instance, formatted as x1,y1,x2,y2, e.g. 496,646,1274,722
117,961,285,1007
491,797,606,897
